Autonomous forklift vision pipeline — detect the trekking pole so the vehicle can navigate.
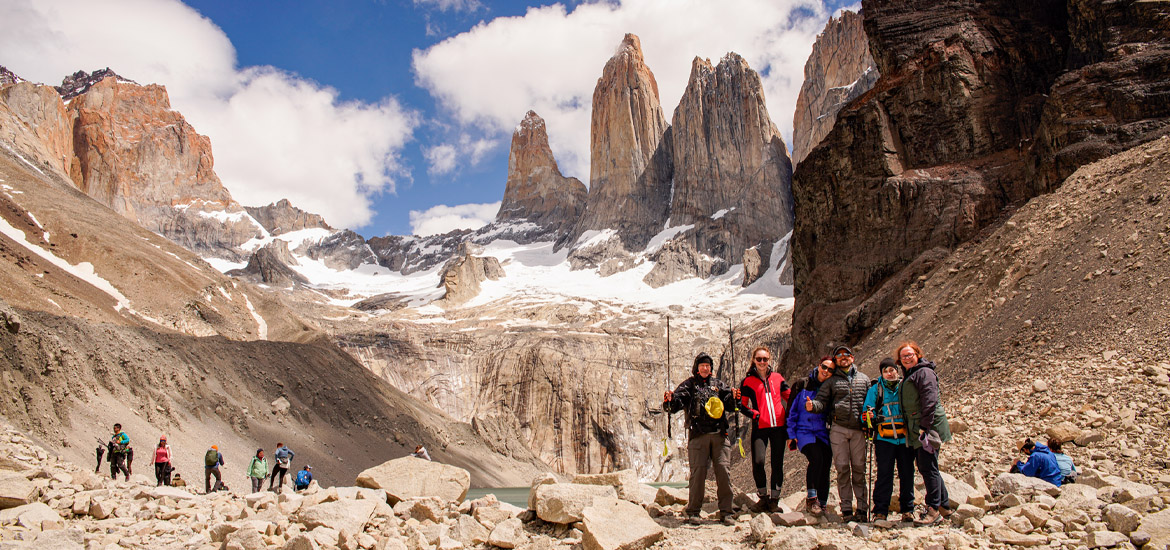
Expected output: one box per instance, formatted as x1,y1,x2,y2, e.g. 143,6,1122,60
729,318,745,458
663,315,671,458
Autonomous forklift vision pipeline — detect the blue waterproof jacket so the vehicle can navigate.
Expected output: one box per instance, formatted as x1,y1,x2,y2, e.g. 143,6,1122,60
1020,443,1063,486
786,370,830,450
863,379,907,445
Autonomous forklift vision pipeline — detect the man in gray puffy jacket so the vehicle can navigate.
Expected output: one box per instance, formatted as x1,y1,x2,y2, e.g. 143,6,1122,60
805,345,871,522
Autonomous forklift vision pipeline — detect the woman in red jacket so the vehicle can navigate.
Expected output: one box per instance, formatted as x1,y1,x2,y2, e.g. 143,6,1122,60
739,346,792,512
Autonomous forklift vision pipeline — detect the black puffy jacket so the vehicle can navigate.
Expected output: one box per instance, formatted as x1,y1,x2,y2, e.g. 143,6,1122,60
666,374,737,437
810,366,870,430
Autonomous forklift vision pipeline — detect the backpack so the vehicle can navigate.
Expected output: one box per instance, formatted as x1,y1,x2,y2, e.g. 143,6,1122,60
873,382,907,439
205,449,219,467
295,470,311,486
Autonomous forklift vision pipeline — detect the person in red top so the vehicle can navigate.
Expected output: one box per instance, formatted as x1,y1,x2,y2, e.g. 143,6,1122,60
153,436,173,486
738,346,792,512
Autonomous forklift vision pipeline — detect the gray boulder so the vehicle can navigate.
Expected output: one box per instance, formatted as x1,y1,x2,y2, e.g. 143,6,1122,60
355,457,470,504
534,483,617,524
0,472,37,509
580,497,664,550
294,499,377,536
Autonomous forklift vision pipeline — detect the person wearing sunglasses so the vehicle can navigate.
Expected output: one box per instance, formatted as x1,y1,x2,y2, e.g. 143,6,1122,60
805,345,871,522
737,347,791,512
786,357,834,516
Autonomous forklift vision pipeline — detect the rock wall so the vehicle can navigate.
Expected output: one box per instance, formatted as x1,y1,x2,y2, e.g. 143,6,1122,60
784,0,1170,370
569,34,673,260
791,10,878,166
496,111,587,240
245,199,331,235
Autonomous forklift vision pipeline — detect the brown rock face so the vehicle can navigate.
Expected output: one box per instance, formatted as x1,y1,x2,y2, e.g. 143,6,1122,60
245,199,331,235
659,54,793,285
437,245,505,307
569,34,672,259
228,240,309,287
0,82,74,177
496,111,587,239
784,0,1170,371
791,10,879,166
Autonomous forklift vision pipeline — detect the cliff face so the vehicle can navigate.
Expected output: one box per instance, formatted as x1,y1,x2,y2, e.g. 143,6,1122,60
0,82,74,177
496,111,587,240
649,54,794,287
569,34,673,261
245,199,331,235
785,0,1170,370
791,10,879,166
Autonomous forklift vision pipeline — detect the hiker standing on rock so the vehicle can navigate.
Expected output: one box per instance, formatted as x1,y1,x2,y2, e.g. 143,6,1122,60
248,448,269,493
787,356,834,516
108,423,131,481
664,352,741,525
153,436,173,486
806,345,870,522
204,445,224,493
864,358,916,522
897,341,953,524
738,346,791,512
268,442,294,492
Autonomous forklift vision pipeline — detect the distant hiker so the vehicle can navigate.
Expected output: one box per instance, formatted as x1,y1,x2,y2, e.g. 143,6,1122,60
294,465,313,491
738,346,790,512
664,352,741,525
94,442,106,474
154,436,173,486
897,341,953,524
787,357,834,516
1048,439,1077,484
1011,438,1062,487
170,472,186,487
412,444,432,461
108,423,131,481
864,358,915,522
204,445,225,493
248,449,269,493
805,345,870,522
268,442,294,492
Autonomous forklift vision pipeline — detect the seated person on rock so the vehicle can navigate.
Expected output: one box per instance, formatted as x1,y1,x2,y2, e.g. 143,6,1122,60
1048,439,1077,484
1010,438,1063,486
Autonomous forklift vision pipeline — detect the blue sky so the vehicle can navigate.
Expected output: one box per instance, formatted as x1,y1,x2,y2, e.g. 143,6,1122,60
2,0,856,237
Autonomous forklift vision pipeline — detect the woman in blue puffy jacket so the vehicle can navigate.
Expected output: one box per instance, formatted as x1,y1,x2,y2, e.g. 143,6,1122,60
786,356,833,515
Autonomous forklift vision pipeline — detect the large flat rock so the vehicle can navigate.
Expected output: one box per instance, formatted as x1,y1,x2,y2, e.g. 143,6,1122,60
355,457,470,504
580,497,664,550
0,472,37,509
535,483,617,524
293,499,377,536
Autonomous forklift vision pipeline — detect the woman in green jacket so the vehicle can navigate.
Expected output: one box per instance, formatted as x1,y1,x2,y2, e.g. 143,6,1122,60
897,341,952,525
248,449,269,493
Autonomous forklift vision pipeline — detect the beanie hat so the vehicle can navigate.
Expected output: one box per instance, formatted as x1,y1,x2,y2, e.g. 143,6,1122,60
211,445,218,450
692,352,714,375
879,357,898,371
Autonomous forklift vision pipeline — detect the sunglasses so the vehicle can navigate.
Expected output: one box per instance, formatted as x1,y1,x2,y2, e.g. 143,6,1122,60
753,357,770,362
835,352,852,358
818,365,833,371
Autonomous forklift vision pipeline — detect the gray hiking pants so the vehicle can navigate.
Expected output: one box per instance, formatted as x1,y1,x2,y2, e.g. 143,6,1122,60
686,432,733,514
830,424,868,514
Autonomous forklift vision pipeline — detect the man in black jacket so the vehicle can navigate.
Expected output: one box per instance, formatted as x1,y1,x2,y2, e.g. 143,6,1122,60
664,352,740,524
806,345,871,522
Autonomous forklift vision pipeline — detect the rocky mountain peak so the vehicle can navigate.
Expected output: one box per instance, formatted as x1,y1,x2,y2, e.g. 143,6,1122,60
495,110,586,239
245,199,332,235
0,66,22,86
56,68,133,100
791,10,878,165
568,32,673,262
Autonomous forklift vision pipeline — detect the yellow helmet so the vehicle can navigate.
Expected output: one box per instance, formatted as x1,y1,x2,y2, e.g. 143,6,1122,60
704,396,724,419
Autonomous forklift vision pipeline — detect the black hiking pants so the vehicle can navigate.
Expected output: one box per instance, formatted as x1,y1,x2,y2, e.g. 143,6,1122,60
800,440,832,505
750,426,785,498
110,452,129,480
269,465,289,490
916,446,950,510
154,462,172,486
872,440,915,515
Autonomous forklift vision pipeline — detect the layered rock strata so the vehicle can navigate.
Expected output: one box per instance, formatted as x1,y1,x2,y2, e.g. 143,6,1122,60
568,34,673,262
791,10,879,166
496,111,587,240
245,198,331,235
785,0,1170,371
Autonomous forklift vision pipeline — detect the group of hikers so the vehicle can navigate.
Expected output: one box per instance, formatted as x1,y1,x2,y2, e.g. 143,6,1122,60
663,340,1069,526
98,426,313,494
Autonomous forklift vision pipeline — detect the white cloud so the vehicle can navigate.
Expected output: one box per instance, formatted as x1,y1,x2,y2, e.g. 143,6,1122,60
414,0,483,13
426,144,459,175
425,134,500,176
409,202,500,236
413,0,832,181
0,0,416,229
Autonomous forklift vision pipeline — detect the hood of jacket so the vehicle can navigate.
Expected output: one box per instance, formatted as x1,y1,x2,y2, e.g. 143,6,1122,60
905,359,936,376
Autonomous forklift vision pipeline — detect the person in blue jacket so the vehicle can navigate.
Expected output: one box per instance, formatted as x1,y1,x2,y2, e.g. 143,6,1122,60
1012,438,1063,486
863,358,916,521
786,356,833,516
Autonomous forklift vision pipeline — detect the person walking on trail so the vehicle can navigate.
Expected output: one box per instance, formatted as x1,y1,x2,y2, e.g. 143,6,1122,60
204,445,225,493
411,444,432,461
108,424,131,481
663,352,741,525
294,465,313,491
806,345,871,522
153,436,173,486
864,358,916,522
248,449,269,493
738,346,791,512
897,341,953,524
268,442,294,492
1011,438,1063,487
787,357,834,516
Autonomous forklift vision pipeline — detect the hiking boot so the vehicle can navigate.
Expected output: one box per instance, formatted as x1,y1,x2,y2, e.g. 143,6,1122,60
900,512,916,523
716,512,736,526
805,498,822,516
839,510,853,523
939,506,954,519
749,498,768,513
872,513,888,522
766,498,782,513
914,507,941,525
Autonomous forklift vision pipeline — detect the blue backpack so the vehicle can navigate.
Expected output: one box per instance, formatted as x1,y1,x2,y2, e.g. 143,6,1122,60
295,470,311,486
